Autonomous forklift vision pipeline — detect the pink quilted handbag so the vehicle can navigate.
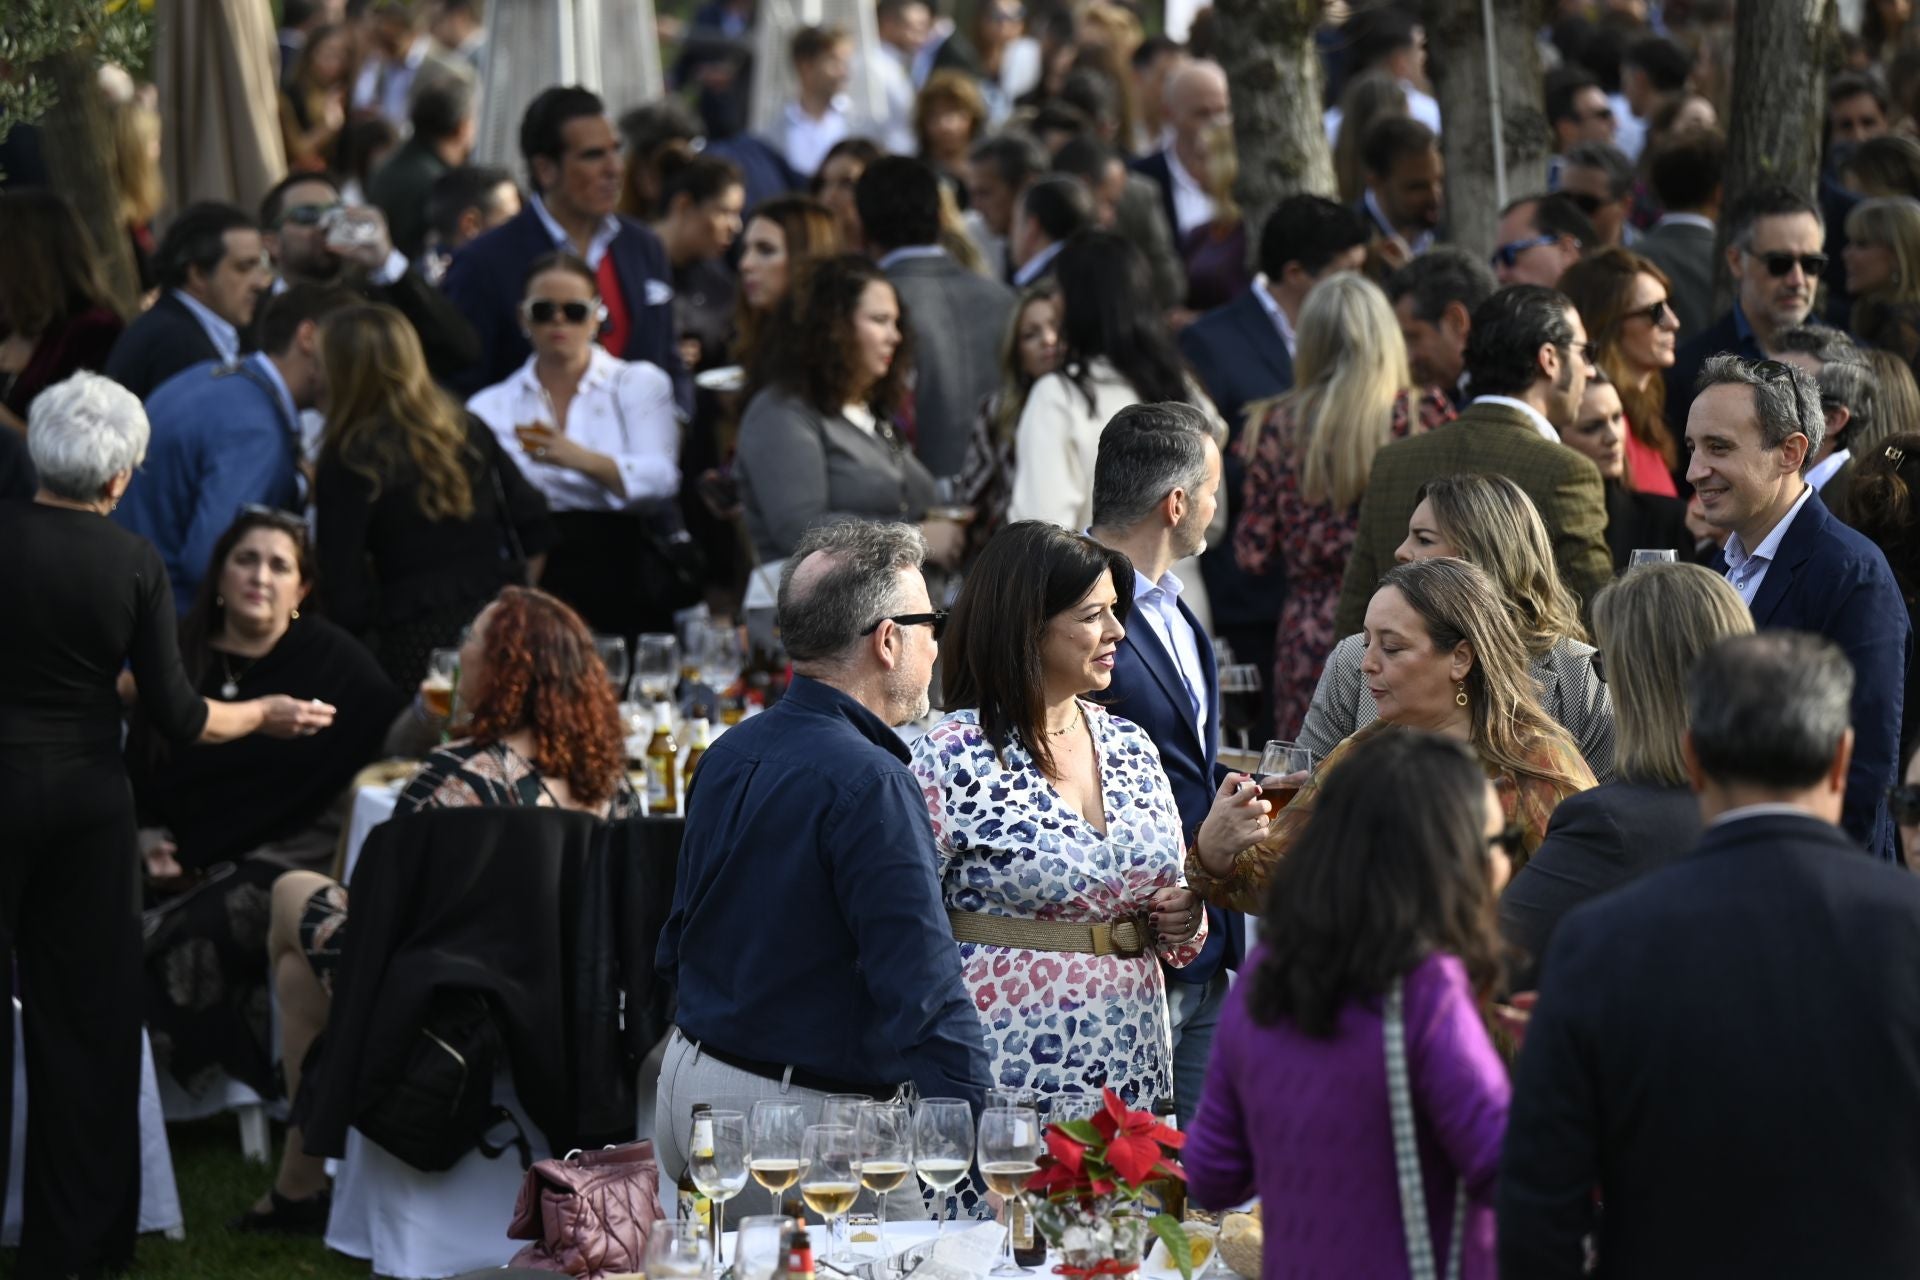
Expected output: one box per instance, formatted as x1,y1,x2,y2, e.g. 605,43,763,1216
507,1139,666,1278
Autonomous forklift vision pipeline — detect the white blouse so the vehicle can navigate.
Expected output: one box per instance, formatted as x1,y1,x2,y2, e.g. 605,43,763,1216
467,347,681,513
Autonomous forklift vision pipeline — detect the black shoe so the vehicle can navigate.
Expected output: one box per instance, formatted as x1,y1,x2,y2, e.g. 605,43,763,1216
228,1187,331,1236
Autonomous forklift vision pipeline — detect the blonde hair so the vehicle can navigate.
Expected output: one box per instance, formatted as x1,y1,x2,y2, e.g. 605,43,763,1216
111,98,165,228
1863,348,1920,456
1846,197,1920,345
320,304,476,521
1268,273,1413,509
993,282,1060,446
1590,563,1754,785
1420,473,1589,655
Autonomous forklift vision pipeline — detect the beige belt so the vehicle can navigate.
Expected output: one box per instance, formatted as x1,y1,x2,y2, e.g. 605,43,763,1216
948,910,1155,957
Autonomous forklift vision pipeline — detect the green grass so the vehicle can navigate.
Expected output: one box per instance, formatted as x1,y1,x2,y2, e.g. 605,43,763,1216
0,1118,369,1280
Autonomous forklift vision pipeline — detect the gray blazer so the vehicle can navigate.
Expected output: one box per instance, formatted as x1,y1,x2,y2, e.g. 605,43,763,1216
884,250,1015,479
1633,218,1717,342
734,389,937,563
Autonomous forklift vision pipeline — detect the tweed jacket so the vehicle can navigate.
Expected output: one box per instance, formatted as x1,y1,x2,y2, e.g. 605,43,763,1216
1333,400,1612,637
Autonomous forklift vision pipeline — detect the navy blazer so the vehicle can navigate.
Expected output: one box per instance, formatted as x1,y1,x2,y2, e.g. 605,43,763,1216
1710,489,1910,860
1177,287,1292,434
440,205,688,409
103,292,224,401
1501,811,1920,1277
1128,150,1182,268
1099,588,1244,981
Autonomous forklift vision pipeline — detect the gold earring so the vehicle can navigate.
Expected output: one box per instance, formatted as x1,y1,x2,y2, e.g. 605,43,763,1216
290,608,300,620
1455,682,1469,707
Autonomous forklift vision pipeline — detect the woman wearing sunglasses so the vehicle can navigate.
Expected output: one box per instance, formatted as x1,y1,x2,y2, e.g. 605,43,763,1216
1558,246,1685,496
468,252,685,641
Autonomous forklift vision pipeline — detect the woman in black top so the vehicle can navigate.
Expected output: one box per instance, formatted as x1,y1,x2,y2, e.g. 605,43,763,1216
0,372,333,1278
315,302,555,688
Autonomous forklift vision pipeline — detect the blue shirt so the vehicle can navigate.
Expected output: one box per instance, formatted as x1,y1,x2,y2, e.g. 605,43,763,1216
658,675,990,1107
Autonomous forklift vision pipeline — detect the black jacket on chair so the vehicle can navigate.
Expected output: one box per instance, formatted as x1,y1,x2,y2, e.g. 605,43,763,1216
304,807,681,1161
1500,810,1920,1277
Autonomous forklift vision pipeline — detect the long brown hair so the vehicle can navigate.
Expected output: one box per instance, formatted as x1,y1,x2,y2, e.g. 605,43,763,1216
319,303,476,521
763,254,915,417
1417,473,1588,657
1557,246,1679,472
731,194,841,389
0,191,119,336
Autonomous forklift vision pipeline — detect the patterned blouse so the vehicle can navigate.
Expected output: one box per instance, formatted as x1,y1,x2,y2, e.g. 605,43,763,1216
397,738,642,817
1187,722,1597,916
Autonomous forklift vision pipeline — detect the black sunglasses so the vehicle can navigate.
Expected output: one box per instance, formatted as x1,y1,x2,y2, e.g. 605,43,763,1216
1625,298,1672,327
1750,357,1800,386
1749,250,1828,278
521,299,601,326
861,611,949,640
1892,784,1920,825
279,202,343,228
1489,824,1526,859
1491,233,1561,269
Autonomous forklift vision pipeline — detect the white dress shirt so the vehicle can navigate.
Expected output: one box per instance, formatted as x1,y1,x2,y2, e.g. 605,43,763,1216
1471,395,1560,442
1012,239,1065,287
1324,82,1442,143
783,98,852,180
1808,448,1852,495
1249,275,1297,361
1164,148,1217,239
530,193,621,271
467,347,681,513
1132,567,1210,742
1722,483,1815,607
172,289,241,364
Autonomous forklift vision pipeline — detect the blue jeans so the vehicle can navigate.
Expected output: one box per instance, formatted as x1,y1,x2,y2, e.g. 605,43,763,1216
1165,968,1230,1130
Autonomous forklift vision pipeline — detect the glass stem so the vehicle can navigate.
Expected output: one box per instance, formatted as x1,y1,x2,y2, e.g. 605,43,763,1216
878,1190,889,1257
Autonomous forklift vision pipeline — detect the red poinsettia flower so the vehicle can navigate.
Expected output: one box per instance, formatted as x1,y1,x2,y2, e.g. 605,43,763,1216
1045,1126,1087,1174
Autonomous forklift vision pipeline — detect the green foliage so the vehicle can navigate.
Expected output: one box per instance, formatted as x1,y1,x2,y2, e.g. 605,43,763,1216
1149,1212,1194,1280
0,0,156,143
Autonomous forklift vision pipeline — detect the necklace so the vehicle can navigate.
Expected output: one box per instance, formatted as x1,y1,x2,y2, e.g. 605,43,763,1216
1046,706,1083,736
216,650,255,700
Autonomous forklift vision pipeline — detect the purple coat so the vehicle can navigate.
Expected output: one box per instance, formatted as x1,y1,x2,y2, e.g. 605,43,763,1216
1184,950,1509,1279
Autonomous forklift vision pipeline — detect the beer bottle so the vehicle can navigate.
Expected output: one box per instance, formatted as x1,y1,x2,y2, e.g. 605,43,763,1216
1012,1195,1047,1267
682,717,711,793
785,1228,816,1280
1143,1098,1185,1222
646,702,680,813
678,1103,713,1233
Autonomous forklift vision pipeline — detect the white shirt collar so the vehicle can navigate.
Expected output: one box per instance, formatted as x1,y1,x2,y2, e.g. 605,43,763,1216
1709,802,1828,829
1250,275,1297,359
1654,212,1716,232
1166,147,1205,197
530,193,620,270
1012,239,1064,287
1807,448,1852,494
877,245,948,270
786,95,849,126
508,346,622,400
1471,395,1560,442
171,289,241,363
1724,482,1814,578
1134,567,1184,603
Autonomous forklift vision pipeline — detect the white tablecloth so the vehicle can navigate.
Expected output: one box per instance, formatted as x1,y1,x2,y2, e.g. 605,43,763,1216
343,783,401,883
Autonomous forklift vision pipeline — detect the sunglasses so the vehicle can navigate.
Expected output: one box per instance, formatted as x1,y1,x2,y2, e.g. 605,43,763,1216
1891,784,1920,826
279,202,344,228
521,298,602,326
1491,234,1564,269
1748,250,1828,278
1488,825,1526,859
237,503,310,543
860,610,949,640
1625,297,1673,327
1563,190,1610,216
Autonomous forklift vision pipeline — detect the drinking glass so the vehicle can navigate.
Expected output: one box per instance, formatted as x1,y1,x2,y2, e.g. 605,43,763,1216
690,1109,749,1265
594,634,631,698
645,1221,714,1280
1255,740,1318,811
633,633,680,704
1629,548,1678,568
800,1124,859,1268
749,1099,808,1212
855,1101,912,1257
820,1093,871,1129
976,1107,1041,1277
422,648,460,722
1047,1094,1104,1125
698,621,745,696
734,1214,795,1280
912,1098,974,1235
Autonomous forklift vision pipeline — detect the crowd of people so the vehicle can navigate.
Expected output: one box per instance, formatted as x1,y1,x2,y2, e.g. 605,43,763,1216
12,0,1920,1276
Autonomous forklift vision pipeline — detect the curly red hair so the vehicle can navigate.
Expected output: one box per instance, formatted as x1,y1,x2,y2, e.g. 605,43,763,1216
465,587,627,807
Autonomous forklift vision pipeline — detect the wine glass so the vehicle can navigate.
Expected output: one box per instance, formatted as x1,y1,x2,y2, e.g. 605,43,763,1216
977,1107,1041,1277
749,1099,807,1212
734,1214,795,1280
820,1092,871,1129
594,634,631,699
912,1098,974,1235
698,620,745,694
800,1123,859,1269
646,1221,715,1280
1629,548,1678,568
1255,740,1318,811
855,1101,912,1257
633,633,680,705
690,1108,749,1264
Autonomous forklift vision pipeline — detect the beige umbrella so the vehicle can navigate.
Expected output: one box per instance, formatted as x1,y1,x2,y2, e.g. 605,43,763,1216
153,0,286,217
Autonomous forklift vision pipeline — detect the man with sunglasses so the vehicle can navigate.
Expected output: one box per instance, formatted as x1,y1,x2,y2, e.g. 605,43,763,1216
1560,142,1637,249
1775,324,1878,519
1490,193,1596,289
1666,183,1826,431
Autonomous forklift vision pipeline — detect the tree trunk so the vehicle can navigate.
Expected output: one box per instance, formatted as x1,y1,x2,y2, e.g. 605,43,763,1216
39,51,140,315
1214,0,1336,264
1714,0,1839,313
1424,0,1550,262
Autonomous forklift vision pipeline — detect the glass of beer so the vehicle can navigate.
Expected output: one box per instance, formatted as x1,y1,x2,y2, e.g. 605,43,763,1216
1256,740,1318,810
422,648,460,721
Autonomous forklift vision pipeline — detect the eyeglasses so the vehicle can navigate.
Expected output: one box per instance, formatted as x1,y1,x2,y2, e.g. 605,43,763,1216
521,298,601,326
860,611,948,640
1491,234,1565,269
1748,250,1828,278
1890,783,1920,825
1625,297,1673,327
1488,825,1527,859
279,202,344,228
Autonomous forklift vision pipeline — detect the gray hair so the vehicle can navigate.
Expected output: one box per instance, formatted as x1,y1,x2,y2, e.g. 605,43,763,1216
1090,402,1217,531
1687,632,1853,791
1695,353,1826,472
1775,324,1877,445
1565,141,1635,200
776,520,928,665
27,371,150,502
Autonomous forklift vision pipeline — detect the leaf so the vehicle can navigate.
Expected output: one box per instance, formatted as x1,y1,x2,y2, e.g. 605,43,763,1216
1045,1127,1088,1173
1057,1118,1105,1145
1150,1214,1193,1280
1106,1132,1163,1186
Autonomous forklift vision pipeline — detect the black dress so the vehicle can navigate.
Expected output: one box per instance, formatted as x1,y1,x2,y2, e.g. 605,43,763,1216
1604,479,1699,571
0,503,209,1278
316,413,556,688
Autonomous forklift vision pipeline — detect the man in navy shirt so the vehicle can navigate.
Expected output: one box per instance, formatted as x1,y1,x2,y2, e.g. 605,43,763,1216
655,520,989,1200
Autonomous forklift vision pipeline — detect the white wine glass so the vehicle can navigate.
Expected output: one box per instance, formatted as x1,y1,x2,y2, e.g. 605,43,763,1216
698,620,745,694
633,633,680,704
800,1123,860,1269
912,1098,974,1235
820,1092,871,1129
734,1214,795,1280
690,1108,749,1265
1629,548,1678,568
855,1101,913,1257
749,1099,807,1211
646,1220,715,1280
977,1106,1041,1277
594,634,631,698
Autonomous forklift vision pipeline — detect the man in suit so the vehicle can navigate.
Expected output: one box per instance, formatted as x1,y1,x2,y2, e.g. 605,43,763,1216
105,203,272,400
442,85,686,405
1009,175,1093,288
1633,127,1723,339
1335,285,1612,636
1687,354,1908,859
1130,59,1229,255
1387,247,1498,408
1501,632,1920,1276
1664,182,1823,431
1358,117,1446,262
965,132,1050,282
367,78,476,260
1087,402,1242,1129
114,285,353,613
857,156,1015,481
1050,137,1187,311
1777,324,1877,520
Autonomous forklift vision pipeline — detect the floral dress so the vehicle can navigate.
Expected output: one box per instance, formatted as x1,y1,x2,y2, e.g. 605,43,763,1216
1234,387,1454,737
908,703,1209,1113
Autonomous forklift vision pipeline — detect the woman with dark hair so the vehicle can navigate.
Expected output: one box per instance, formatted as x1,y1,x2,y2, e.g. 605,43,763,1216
734,255,963,568
1183,730,1511,1279
1841,433,1920,759
316,302,555,687
810,138,882,255
279,23,353,172
732,194,841,395
649,149,746,371
244,585,639,1232
131,509,405,1103
1007,230,1224,531
1556,246,1683,495
909,522,1264,1110
0,190,125,434
1557,374,1696,568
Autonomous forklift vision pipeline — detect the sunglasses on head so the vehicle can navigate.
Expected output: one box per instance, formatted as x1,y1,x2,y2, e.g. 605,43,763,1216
860,610,949,640
1491,234,1563,269
1749,250,1828,278
520,298,603,326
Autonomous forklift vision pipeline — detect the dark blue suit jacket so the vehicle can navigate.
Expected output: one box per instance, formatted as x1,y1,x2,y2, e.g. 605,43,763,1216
1128,150,1181,270
1711,489,1910,860
1098,589,1243,982
1501,811,1920,1276
440,205,688,409
103,292,224,402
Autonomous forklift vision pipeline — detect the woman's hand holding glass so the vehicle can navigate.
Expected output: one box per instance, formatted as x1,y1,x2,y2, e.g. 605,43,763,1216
1193,773,1271,876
